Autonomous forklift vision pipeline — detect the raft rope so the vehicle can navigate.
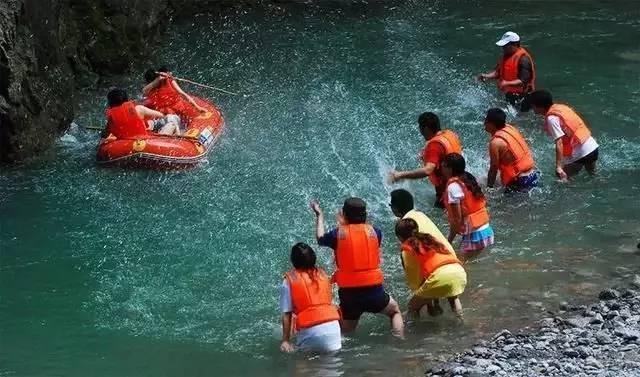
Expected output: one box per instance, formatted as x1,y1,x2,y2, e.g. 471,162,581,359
158,73,239,96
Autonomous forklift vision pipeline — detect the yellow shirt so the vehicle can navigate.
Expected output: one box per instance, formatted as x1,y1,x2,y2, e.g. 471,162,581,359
400,210,455,292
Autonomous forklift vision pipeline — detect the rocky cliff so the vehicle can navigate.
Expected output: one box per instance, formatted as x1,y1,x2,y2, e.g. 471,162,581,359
1,0,278,162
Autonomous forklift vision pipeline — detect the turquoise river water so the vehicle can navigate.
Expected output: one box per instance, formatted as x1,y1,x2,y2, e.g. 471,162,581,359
1,1,640,376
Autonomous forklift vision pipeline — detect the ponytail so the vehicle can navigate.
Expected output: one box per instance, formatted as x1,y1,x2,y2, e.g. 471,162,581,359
460,171,485,199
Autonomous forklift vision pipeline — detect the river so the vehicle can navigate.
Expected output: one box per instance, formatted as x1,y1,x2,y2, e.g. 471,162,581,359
1,1,640,376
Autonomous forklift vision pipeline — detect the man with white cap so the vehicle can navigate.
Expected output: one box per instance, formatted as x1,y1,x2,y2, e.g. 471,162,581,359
477,32,536,112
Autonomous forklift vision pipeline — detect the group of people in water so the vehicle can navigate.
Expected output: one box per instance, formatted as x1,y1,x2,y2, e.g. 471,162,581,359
100,31,601,355
276,32,600,354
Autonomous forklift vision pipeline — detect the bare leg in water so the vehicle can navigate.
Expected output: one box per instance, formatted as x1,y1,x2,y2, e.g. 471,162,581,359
448,296,463,321
381,297,404,339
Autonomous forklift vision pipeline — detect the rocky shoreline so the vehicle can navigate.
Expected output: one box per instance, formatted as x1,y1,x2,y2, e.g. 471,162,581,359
427,282,640,376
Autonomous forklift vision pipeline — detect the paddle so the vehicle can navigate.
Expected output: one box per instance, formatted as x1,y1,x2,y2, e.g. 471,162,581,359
157,72,238,96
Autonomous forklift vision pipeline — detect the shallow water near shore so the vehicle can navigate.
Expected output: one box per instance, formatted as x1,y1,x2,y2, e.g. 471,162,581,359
2,1,640,376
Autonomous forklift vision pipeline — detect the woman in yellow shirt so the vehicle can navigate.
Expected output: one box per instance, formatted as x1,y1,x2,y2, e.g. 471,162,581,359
395,219,467,319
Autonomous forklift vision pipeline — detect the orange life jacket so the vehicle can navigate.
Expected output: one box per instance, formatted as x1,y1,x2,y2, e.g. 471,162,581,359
284,269,340,330
334,224,384,288
497,47,536,94
146,77,197,118
400,241,461,280
105,101,148,139
444,177,490,232
491,124,535,186
545,104,592,157
423,130,463,189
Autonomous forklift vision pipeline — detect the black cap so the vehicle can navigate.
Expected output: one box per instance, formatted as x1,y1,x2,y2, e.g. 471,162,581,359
343,197,367,224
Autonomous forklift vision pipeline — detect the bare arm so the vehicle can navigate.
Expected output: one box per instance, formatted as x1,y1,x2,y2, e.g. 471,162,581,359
447,203,463,242
477,70,498,81
487,140,501,188
280,312,294,353
555,138,568,180
135,105,164,120
170,80,206,112
310,201,325,241
389,162,436,183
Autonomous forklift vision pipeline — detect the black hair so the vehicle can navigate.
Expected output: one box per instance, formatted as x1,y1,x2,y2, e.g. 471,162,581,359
485,108,507,129
418,112,441,134
395,219,450,255
390,189,414,215
443,153,484,199
528,90,554,110
290,242,317,270
144,66,170,84
106,88,128,107
343,197,367,224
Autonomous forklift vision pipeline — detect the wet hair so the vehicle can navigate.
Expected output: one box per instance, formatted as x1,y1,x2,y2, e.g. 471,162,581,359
485,108,507,129
443,153,485,199
418,112,441,134
395,219,450,255
343,197,367,224
390,189,414,215
528,90,554,110
106,88,128,107
291,242,317,269
144,66,170,84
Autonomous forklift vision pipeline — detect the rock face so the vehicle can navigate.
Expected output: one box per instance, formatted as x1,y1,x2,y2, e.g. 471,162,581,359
0,0,184,162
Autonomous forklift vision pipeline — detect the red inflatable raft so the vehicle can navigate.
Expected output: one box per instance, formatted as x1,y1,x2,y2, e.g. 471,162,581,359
96,96,224,169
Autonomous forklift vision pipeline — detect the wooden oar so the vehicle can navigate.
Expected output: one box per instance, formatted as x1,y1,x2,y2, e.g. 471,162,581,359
157,72,238,96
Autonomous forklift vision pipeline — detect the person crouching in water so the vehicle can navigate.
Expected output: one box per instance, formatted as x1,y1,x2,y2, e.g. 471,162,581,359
311,198,404,338
442,153,495,262
395,218,466,319
279,243,341,354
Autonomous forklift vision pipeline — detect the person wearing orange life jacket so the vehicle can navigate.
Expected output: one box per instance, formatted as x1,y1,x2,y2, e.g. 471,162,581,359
389,112,463,208
142,67,207,122
477,32,536,112
395,219,466,320
483,108,540,192
528,90,599,181
104,88,179,139
442,153,495,262
311,198,404,337
279,243,341,354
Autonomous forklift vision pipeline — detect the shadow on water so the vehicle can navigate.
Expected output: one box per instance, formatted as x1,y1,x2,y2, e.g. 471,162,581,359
2,1,640,376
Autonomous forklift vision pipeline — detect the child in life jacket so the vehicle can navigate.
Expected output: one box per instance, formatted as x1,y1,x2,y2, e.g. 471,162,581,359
395,218,466,319
279,243,341,354
441,153,495,262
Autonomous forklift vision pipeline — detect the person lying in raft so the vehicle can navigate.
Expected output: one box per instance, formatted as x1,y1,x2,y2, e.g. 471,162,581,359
441,153,495,262
142,67,208,121
105,88,180,138
279,243,342,354
395,218,466,320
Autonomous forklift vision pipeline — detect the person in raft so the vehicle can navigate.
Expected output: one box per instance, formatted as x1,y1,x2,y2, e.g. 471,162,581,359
389,112,463,208
389,189,454,254
279,242,341,354
483,108,540,192
395,218,466,319
477,32,536,112
441,153,495,262
142,67,208,121
528,90,599,181
311,198,404,338
104,88,180,139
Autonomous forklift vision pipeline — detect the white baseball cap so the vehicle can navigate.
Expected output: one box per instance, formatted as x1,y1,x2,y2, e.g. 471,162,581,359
496,31,520,46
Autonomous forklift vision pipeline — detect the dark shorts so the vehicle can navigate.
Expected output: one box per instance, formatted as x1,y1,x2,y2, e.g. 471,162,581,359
505,92,532,113
505,170,541,193
338,285,391,321
573,148,599,165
